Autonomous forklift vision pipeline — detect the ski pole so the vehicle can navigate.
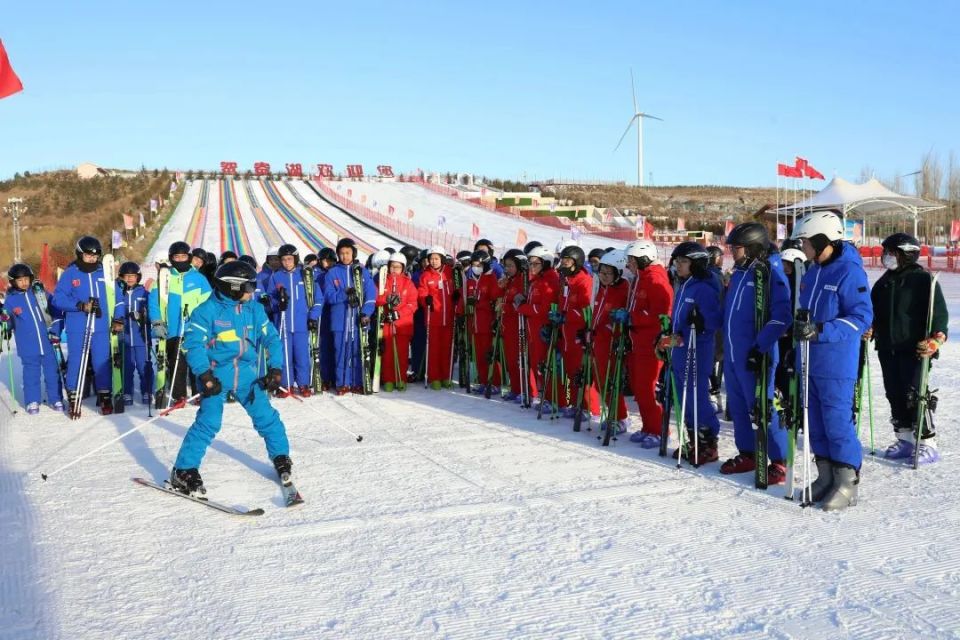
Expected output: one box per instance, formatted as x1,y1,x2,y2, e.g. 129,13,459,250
424,306,431,388
165,304,189,410
41,393,200,481
691,324,699,467
279,386,363,441
6,339,17,411
866,349,875,455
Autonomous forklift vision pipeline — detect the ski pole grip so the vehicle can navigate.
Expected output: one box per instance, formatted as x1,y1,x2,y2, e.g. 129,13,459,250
797,309,810,323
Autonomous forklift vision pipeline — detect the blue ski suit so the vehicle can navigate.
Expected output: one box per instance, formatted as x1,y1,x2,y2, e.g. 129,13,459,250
5,284,63,406
173,291,290,470
52,262,112,392
722,258,792,461
671,272,723,435
266,266,323,388
322,262,376,389
316,267,336,387
797,242,872,469
113,283,154,398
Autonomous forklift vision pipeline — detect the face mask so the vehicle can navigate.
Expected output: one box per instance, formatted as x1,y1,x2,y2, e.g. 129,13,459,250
171,259,191,273
882,254,899,271
471,265,483,277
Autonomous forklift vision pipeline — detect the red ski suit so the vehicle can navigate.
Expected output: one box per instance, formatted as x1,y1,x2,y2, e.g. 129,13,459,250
560,269,597,413
516,269,560,402
592,279,630,421
460,270,503,387
500,272,535,396
627,264,674,434
376,273,418,385
417,265,455,383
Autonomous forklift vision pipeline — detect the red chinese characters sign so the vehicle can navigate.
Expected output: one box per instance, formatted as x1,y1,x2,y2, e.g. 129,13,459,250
346,164,364,178
286,163,303,177
254,162,271,176
220,161,238,175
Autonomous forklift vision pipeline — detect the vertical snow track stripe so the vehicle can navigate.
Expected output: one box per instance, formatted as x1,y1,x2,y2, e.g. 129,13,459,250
184,180,209,248
259,181,335,250
285,181,381,254
241,180,286,247
219,179,252,255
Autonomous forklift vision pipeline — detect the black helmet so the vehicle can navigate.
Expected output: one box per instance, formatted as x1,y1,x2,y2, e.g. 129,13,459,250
168,241,191,259
238,254,258,269
705,246,724,265
190,247,207,260
455,250,472,266
587,248,606,262
726,222,769,249
523,240,543,255
399,245,420,268
214,261,258,301
474,238,494,257
317,247,337,265
277,243,299,267
502,248,528,271
118,261,142,283
75,236,103,261
204,251,217,268
881,233,921,263
780,237,803,252
336,238,357,261
417,248,429,264
672,241,709,276
218,250,238,265
303,253,318,265
7,263,34,286
470,249,492,273
558,245,586,276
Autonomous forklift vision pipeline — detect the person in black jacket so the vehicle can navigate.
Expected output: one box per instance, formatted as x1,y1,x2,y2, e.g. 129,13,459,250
870,233,949,463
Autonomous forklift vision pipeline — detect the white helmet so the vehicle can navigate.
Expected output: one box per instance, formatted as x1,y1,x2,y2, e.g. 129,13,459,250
388,252,407,268
527,246,554,265
265,245,281,257
598,249,628,278
791,212,843,242
781,248,805,264
625,240,658,264
370,249,392,269
555,238,580,254
426,245,446,258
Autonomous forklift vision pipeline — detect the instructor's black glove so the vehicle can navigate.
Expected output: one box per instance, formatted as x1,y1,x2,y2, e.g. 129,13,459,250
198,370,222,397
745,347,763,373
794,321,819,342
359,314,371,327
277,288,289,312
260,368,283,393
687,306,705,334
424,295,434,310
346,287,360,308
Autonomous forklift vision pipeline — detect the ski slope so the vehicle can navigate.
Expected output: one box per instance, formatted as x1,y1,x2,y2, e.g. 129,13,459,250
329,180,627,253
2,269,960,638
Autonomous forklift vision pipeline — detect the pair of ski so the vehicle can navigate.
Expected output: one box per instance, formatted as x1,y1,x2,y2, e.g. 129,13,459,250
133,474,304,517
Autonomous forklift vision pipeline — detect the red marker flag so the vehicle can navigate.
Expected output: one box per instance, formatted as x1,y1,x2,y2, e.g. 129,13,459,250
804,164,825,180
0,39,24,100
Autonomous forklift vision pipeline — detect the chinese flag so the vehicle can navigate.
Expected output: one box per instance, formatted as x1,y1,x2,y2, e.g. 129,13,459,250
0,39,24,100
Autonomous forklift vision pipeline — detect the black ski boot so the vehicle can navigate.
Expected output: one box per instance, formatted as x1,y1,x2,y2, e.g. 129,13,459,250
98,392,114,416
273,455,293,486
169,468,206,497
806,456,834,503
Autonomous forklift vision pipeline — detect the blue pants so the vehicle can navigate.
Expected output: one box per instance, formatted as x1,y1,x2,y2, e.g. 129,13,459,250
20,351,62,406
671,338,721,436
279,331,311,388
122,344,154,397
333,328,363,389
808,376,861,469
66,330,112,392
724,356,787,462
174,372,289,470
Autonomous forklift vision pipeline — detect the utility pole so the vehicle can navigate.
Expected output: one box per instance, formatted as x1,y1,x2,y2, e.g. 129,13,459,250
3,197,26,262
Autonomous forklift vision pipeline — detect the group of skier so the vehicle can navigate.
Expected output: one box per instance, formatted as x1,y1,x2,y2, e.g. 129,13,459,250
0,211,949,508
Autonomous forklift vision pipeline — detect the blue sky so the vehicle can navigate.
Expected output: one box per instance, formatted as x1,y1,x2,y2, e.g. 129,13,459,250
1,1,957,186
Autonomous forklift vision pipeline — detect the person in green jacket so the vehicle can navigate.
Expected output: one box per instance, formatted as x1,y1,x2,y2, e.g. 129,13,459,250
870,233,949,463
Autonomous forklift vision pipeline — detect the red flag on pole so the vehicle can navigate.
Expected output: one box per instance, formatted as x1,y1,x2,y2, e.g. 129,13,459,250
951,219,960,243
795,157,809,174
777,163,791,177
724,220,735,237
387,205,395,215
407,209,415,220
783,165,803,179
804,164,825,180
0,39,24,100
471,223,480,240
516,227,528,247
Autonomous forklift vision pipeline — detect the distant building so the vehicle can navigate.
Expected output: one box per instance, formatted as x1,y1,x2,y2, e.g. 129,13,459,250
76,162,110,179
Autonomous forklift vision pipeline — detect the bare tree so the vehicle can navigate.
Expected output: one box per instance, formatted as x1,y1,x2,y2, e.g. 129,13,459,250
947,151,960,203
915,151,943,201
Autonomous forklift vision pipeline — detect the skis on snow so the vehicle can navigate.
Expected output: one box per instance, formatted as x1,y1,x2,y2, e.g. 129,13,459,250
132,477,265,516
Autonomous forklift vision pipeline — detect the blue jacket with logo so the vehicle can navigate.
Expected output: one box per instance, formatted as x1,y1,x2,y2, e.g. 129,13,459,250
723,258,791,367
322,263,376,331
5,285,63,357
52,262,111,337
266,267,323,334
114,283,151,347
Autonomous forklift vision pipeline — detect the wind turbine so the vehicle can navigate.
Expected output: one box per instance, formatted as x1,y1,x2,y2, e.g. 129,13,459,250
614,69,662,187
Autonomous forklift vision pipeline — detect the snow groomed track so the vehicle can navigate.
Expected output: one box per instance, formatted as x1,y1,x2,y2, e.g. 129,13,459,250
218,179,253,256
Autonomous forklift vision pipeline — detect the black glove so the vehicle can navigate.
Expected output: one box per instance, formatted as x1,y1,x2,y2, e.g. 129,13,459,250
794,321,819,342
576,328,593,346
260,367,282,393
465,296,477,316
277,288,289,312
452,290,461,305
111,319,124,334
386,293,401,308
198,370,222,397
346,287,360,308
687,306,705,334
259,294,271,312
424,295,434,310
745,347,763,373
388,309,400,323
360,314,371,327
307,319,318,332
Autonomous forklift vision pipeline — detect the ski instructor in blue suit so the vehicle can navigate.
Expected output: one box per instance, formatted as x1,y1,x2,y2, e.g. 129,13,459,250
791,211,873,512
322,238,376,394
168,261,293,498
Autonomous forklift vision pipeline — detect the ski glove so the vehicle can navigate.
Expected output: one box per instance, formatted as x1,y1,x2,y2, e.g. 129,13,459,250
793,320,819,342
260,368,283,393
656,333,683,352
346,287,360,308
151,322,167,340
548,309,565,325
47,331,60,345
277,288,289,312
610,308,630,325
0,312,8,323
307,319,318,332
386,293,401,308
576,328,593,346
745,347,763,373
424,295,434,310
513,293,526,307
359,314,371,327
111,319,124,334
917,331,946,358
687,306,704,334
198,370,222,398
78,298,101,316
259,294,271,312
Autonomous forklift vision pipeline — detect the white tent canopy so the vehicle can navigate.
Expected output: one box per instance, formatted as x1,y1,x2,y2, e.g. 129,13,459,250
775,176,946,236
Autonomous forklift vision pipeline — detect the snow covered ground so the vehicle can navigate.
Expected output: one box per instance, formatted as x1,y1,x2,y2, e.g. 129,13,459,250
327,180,627,254
2,268,960,639
144,180,204,265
